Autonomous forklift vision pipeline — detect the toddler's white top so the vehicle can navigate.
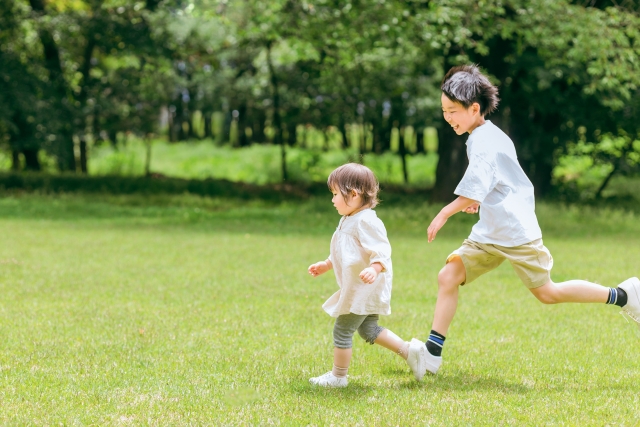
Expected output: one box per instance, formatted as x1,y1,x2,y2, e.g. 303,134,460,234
323,208,392,317
454,120,542,247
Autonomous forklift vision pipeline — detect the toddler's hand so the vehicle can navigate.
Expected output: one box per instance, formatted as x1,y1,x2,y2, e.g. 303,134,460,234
308,261,330,277
359,267,378,284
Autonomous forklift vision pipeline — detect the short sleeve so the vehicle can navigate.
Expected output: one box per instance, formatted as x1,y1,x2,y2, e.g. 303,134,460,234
358,217,392,271
454,154,497,203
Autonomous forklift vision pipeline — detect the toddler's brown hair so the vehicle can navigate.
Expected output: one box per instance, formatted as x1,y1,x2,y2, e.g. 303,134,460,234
327,163,380,208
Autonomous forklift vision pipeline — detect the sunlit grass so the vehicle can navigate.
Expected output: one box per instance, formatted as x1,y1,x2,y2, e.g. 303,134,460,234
85,138,439,187
0,193,639,424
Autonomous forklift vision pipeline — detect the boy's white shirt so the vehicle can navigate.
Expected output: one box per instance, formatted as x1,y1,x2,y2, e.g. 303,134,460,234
454,120,542,247
323,208,392,317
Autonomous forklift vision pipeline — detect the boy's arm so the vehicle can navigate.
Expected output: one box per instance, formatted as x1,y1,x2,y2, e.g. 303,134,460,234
427,196,478,242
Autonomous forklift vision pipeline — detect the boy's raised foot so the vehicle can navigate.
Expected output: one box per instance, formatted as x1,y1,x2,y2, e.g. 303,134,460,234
309,372,348,388
618,277,640,329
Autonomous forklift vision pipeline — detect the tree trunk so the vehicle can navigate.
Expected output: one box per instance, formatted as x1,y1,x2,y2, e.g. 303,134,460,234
29,0,76,172
145,137,152,177
399,127,409,184
339,118,349,149
203,110,212,139
11,150,20,171
288,123,297,147
22,148,41,171
416,127,425,153
432,126,468,202
266,41,287,181
79,135,88,174
252,110,266,143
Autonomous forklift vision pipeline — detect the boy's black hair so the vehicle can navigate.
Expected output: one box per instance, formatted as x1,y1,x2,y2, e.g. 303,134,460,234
441,64,499,116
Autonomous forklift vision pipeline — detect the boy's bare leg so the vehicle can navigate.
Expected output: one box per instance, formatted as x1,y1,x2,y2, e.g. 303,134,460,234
431,256,466,336
374,329,410,360
529,280,608,304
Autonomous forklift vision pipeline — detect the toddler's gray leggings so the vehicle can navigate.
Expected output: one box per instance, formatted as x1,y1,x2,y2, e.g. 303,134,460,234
333,313,384,349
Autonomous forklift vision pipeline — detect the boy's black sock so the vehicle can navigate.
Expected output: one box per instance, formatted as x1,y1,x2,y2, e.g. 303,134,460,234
425,330,446,357
606,287,628,307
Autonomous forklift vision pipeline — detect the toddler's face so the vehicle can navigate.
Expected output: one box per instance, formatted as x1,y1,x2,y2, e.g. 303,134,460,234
331,187,361,216
441,93,482,135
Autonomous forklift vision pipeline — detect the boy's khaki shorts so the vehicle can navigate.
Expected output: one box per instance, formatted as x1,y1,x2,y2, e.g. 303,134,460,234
447,239,553,289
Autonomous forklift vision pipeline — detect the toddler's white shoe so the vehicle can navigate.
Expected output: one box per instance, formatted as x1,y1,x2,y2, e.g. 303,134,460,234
618,277,640,330
309,371,348,388
407,338,428,381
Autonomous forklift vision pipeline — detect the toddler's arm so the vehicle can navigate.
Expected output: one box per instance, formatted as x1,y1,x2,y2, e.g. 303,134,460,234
308,259,332,277
427,196,478,242
359,262,383,284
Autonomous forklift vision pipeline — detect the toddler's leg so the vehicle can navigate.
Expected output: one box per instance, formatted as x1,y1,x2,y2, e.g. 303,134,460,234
310,314,365,387
332,347,351,378
373,329,410,359
357,315,428,381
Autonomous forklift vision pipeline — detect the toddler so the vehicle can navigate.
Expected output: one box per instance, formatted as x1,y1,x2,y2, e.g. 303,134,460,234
307,163,425,387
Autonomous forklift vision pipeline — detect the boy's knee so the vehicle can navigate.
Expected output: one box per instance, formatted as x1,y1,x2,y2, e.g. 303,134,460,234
535,293,559,305
438,267,463,290
530,283,559,304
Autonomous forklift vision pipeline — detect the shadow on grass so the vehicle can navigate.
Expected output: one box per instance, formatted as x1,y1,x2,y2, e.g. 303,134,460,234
401,372,533,394
291,380,374,399
289,371,532,398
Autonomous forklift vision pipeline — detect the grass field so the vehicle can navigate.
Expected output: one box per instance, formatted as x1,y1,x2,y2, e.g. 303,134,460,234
1,192,639,425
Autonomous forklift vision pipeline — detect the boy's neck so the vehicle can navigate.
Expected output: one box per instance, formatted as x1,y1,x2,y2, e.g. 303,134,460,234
468,117,487,134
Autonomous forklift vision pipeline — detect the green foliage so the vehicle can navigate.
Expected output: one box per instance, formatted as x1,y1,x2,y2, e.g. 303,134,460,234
2,0,639,199
553,132,640,199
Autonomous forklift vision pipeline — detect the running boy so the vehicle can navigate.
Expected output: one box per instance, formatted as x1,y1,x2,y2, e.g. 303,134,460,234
307,163,426,387
412,64,640,380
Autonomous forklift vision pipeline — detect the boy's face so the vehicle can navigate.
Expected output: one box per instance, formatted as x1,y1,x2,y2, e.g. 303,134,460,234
441,93,483,135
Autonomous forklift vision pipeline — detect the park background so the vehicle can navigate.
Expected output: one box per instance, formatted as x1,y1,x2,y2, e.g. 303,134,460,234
1,0,640,425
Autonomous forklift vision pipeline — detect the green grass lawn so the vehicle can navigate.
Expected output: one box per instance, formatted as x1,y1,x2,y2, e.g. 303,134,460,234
1,193,639,425
85,139,439,187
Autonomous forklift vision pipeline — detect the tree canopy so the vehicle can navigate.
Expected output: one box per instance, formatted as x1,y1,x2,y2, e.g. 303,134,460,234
1,0,638,198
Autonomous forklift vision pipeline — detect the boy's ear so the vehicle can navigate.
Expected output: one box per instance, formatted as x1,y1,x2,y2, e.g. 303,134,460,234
472,102,481,115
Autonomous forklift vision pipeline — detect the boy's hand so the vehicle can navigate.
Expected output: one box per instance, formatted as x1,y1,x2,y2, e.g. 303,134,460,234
308,261,331,277
427,213,448,243
359,267,378,284
463,203,480,214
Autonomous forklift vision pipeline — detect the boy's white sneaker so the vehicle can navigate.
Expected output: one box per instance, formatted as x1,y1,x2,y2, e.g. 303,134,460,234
309,371,348,388
425,350,443,375
618,277,640,329
407,338,428,381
